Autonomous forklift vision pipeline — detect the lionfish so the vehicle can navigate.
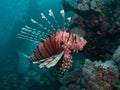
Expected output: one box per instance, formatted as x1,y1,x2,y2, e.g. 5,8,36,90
17,9,87,75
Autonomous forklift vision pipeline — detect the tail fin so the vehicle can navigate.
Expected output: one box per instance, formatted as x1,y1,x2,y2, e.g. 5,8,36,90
17,50,30,74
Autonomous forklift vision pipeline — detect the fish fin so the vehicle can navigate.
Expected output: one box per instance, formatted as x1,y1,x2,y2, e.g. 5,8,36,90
46,51,64,68
17,50,30,74
33,51,64,68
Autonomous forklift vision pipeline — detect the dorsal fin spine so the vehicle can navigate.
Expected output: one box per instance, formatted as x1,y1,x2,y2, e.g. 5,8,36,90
41,13,56,31
60,10,65,30
31,18,49,32
49,9,60,30
17,34,39,42
18,9,72,42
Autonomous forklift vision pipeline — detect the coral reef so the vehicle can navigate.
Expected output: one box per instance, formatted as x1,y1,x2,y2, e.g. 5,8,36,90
63,0,120,60
75,0,90,11
59,58,120,90
113,46,120,64
70,27,86,37
58,46,120,90
76,0,104,12
59,68,82,90
82,59,120,90
90,0,103,12
59,2,120,89
112,46,120,79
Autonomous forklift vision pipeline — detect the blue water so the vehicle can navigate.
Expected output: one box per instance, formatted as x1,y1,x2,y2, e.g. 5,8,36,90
0,0,120,90
0,0,76,90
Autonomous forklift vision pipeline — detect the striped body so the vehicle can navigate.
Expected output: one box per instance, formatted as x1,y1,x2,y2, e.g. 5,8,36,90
28,30,87,72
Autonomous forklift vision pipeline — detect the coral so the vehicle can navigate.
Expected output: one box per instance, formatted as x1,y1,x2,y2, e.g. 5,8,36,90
58,45,120,90
69,0,120,61
113,46,120,64
70,28,86,39
69,14,85,29
59,68,82,90
60,68,82,84
75,0,104,12
76,3,89,11
90,0,103,12
59,58,120,90
112,46,120,80
82,59,120,90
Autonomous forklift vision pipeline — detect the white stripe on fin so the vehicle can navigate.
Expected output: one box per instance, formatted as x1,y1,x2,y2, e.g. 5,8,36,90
33,51,64,68
46,51,64,68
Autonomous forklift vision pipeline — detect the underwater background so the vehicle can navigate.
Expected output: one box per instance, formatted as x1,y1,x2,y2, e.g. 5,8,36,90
0,0,75,90
0,0,120,90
